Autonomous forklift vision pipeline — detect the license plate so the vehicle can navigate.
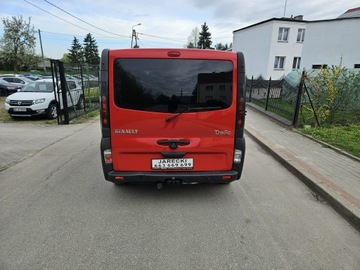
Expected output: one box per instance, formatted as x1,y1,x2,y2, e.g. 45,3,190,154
152,158,193,170
14,108,27,112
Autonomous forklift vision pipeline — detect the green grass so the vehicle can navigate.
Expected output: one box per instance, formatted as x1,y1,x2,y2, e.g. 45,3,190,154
301,125,360,158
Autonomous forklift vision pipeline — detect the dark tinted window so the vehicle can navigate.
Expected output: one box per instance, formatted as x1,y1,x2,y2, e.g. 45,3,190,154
113,59,233,113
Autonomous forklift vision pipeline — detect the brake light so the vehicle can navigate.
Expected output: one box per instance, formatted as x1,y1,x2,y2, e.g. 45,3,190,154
104,149,112,164
101,95,109,127
236,97,245,128
167,51,181,57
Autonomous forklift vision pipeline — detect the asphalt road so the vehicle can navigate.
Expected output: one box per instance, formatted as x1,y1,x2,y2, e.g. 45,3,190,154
1,121,360,270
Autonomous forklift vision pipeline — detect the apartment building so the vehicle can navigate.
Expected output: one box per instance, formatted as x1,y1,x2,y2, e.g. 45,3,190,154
233,8,360,79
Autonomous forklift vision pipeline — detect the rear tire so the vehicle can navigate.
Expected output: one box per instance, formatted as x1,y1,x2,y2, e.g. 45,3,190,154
47,103,57,119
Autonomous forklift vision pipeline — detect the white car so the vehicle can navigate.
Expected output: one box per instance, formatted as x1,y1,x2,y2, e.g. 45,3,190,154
5,79,84,119
0,75,32,88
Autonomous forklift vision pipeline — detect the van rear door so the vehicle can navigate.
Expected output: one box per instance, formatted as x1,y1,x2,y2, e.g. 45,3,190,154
108,49,238,173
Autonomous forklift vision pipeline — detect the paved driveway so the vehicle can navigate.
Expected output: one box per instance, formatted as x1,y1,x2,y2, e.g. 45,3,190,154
0,119,97,171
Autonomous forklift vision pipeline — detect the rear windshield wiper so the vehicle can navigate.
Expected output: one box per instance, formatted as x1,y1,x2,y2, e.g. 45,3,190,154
165,106,222,122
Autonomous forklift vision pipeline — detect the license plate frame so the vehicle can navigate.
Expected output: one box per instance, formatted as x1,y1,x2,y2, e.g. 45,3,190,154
152,158,193,170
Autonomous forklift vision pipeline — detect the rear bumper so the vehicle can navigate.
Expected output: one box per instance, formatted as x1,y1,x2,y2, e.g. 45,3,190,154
107,170,239,184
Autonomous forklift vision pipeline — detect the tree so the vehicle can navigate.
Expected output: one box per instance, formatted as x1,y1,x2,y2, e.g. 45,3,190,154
83,33,100,65
68,37,83,64
186,27,199,48
197,22,212,49
60,53,71,63
0,16,37,72
215,42,232,51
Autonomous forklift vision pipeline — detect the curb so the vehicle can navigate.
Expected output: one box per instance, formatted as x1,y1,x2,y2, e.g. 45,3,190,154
245,125,360,232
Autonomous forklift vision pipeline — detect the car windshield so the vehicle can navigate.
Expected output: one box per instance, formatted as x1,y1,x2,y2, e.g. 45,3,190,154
21,81,54,93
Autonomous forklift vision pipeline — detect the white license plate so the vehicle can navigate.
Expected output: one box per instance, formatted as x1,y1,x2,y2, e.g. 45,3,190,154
14,108,27,112
152,158,193,170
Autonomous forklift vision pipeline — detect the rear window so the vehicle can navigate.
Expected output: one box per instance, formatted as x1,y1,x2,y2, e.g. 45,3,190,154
113,59,233,113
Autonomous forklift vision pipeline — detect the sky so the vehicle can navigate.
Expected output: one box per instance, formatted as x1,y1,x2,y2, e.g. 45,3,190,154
1,0,360,59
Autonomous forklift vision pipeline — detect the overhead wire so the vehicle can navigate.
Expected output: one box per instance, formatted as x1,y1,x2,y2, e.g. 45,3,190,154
42,0,129,38
23,0,120,38
25,0,189,46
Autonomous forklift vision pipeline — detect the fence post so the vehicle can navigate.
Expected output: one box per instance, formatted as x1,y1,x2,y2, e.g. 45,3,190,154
249,76,253,102
293,71,305,126
265,77,271,111
59,61,70,125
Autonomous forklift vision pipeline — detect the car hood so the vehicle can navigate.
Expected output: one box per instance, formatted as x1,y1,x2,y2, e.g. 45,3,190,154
7,91,54,100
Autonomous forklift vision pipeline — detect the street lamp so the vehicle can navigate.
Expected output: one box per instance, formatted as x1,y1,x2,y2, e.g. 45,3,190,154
131,23,141,48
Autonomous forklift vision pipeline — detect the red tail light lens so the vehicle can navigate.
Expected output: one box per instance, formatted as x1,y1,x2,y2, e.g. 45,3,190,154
236,97,245,128
101,95,109,127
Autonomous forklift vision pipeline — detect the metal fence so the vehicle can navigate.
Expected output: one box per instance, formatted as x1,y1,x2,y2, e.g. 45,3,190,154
246,75,302,126
50,60,99,124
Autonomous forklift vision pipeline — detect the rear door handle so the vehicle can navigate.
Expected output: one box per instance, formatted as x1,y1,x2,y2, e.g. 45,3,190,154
157,139,190,150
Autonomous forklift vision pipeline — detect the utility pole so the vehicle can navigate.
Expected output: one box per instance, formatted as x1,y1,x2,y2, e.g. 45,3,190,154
38,29,46,72
131,23,141,48
283,0,288,17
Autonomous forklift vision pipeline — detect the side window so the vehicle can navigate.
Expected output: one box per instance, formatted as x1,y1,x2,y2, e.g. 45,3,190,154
67,81,76,90
274,56,286,69
14,78,23,84
297,29,305,42
278,27,289,42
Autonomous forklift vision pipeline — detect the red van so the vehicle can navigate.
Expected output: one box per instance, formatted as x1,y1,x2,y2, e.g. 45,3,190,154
100,48,246,186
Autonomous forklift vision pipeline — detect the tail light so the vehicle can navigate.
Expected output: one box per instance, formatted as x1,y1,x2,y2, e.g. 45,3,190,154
104,149,112,164
236,97,245,128
101,95,109,127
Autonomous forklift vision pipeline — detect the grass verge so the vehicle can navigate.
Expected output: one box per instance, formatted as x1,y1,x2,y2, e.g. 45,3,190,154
300,125,360,158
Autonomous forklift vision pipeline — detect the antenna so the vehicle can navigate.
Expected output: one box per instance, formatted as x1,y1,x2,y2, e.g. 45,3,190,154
283,0,288,17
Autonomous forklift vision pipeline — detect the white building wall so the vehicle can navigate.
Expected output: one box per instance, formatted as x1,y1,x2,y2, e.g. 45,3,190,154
301,18,360,70
232,22,273,79
233,19,306,79
267,21,305,79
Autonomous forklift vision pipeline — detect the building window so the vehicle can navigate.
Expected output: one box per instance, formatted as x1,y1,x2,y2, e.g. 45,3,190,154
354,64,360,68
278,27,289,42
297,29,305,42
293,57,301,69
219,85,225,91
274,56,285,69
206,85,213,91
312,64,328,69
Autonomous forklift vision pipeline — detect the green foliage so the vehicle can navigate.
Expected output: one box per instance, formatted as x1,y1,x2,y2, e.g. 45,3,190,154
83,33,100,65
302,63,360,126
215,42,232,51
197,22,212,49
301,125,360,158
0,16,39,72
68,37,83,64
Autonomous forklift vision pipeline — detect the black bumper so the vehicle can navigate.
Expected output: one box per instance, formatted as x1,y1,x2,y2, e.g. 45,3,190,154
107,170,239,185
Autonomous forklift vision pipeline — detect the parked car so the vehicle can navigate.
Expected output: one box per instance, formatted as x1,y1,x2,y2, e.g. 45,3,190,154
0,76,32,88
0,78,22,96
5,79,84,119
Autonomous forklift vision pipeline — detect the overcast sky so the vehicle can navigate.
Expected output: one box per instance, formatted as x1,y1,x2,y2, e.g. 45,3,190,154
1,0,359,59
